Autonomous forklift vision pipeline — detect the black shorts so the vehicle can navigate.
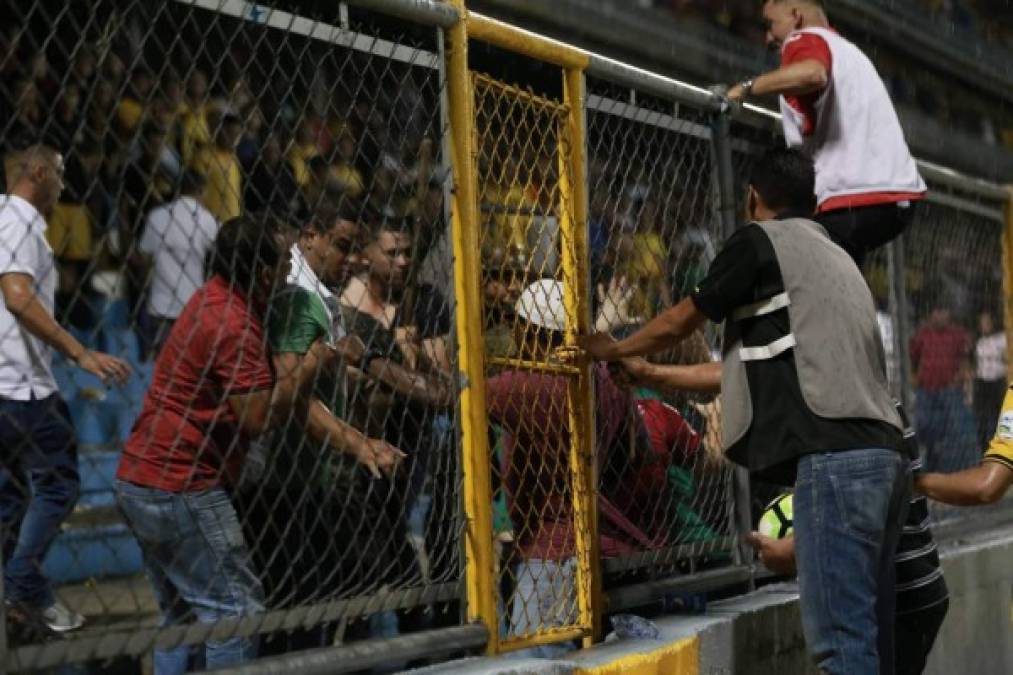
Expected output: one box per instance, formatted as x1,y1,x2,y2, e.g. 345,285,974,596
815,201,917,268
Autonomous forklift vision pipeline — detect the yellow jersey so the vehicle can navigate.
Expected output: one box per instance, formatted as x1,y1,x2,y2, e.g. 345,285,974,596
984,385,1013,471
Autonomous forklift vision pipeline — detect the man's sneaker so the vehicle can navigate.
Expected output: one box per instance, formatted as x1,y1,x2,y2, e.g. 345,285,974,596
40,601,85,633
5,600,58,644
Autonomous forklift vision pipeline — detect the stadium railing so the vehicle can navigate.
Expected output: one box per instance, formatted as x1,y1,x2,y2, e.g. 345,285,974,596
0,0,1010,671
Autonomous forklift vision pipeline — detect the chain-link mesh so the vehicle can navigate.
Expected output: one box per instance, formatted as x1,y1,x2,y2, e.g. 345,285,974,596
584,85,739,585
472,71,589,644
0,1,462,670
899,188,1008,525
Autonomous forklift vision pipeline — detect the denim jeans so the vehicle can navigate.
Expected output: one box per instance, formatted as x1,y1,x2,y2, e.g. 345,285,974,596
915,388,977,473
507,558,578,659
0,395,80,608
115,481,264,675
794,449,909,675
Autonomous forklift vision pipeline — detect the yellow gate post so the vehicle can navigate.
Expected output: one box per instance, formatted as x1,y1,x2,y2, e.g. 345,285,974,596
445,0,500,653
558,66,603,646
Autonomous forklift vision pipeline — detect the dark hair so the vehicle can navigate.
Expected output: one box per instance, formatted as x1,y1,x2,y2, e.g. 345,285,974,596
307,195,361,235
748,148,816,214
179,169,206,195
210,214,283,293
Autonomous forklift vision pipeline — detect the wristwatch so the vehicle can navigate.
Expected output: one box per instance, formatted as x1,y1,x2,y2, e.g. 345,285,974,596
739,78,755,98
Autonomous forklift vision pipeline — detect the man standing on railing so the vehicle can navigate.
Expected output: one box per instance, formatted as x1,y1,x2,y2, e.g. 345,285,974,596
725,0,926,267
581,149,907,675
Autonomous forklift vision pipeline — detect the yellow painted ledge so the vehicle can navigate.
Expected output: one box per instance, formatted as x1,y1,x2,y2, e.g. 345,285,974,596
573,635,699,675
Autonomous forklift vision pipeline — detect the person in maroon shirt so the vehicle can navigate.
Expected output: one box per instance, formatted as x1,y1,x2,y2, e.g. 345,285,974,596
114,215,340,675
486,279,655,658
909,302,976,473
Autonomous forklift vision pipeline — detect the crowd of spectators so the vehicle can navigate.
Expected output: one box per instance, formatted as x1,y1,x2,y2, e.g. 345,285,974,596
0,4,733,665
0,0,1005,668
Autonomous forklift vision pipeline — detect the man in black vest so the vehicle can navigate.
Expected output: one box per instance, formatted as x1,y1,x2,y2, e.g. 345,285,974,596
581,149,908,675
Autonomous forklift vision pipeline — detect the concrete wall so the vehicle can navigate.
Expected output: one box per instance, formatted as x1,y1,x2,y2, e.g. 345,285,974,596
410,525,1013,675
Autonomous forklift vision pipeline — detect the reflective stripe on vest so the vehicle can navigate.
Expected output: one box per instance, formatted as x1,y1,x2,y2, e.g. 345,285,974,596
731,291,791,321
739,333,797,362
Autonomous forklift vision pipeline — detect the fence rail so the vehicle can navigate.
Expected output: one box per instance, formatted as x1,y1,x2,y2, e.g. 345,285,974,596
0,0,1009,672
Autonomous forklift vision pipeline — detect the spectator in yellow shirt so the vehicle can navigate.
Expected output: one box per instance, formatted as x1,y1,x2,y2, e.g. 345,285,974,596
179,69,211,167
118,68,154,138
194,113,243,224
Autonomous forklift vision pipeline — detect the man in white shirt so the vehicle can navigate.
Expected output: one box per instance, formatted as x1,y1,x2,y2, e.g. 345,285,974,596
0,145,130,635
138,170,219,356
726,0,926,267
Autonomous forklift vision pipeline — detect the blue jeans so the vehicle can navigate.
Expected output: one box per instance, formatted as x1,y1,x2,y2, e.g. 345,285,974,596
914,388,977,473
0,395,80,608
115,481,264,675
794,449,909,675
507,558,578,659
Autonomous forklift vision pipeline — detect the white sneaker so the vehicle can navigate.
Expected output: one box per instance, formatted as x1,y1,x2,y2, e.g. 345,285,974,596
41,600,85,633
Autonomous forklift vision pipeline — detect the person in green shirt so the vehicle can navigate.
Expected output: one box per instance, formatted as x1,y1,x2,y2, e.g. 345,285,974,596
238,199,404,643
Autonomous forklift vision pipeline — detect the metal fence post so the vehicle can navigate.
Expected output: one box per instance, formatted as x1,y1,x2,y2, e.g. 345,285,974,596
711,110,754,572
444,0,500,654
559,66,602,645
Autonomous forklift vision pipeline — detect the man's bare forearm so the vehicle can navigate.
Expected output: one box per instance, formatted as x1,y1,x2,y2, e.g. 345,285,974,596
634,361,721,395
593,298,707,361
306,399,369,456
2,275,85,360
917,462,1013,506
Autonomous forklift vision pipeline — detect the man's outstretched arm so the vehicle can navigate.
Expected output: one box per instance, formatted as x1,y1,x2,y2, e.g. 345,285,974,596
618,358,721,395
580,297,708,362
916,462,1013,506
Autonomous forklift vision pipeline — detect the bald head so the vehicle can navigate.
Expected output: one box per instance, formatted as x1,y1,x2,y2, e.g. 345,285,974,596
762,0,829,49
5,144,65,216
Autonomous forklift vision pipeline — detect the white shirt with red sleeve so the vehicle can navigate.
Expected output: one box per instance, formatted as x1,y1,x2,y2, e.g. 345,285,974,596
778,27,926,212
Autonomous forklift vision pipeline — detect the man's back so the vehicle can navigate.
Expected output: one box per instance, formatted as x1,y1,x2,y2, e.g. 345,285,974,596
779,27,924,210
140,196,219,319
118,275,273,492
486,364,629,559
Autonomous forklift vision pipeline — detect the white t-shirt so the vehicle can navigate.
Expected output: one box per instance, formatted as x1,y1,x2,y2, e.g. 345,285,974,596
140,196,220,319
976,332,1007,382
0,194,58,400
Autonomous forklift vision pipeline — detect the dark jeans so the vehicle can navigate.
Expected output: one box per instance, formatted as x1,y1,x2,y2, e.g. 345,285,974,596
794,448,909,675
0,395,80,608
139,312,175,361
895,599,949,675
816,201,915,268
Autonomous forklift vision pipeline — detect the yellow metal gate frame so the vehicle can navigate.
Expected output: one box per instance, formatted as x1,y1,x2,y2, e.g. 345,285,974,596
445,0,600,654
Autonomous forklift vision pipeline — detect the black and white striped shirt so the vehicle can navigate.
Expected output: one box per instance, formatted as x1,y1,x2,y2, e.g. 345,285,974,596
896,406,949,614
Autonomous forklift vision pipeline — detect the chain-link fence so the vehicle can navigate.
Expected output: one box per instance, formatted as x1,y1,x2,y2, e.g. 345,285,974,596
1,1,465,671
1,0,1011,671
584,84,740,588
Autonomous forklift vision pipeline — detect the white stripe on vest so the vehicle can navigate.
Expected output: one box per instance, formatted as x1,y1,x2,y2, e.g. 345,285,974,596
731,292,791,321
739,333,797,362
